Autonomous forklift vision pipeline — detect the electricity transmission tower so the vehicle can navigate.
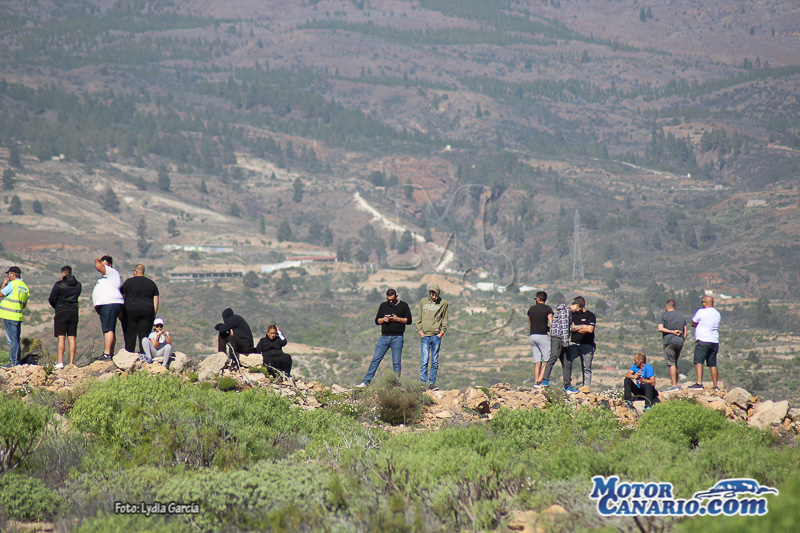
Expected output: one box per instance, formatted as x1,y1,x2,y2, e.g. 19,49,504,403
572,209,584,281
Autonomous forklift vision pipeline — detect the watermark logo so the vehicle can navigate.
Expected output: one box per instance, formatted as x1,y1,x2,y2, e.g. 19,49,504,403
590,476,778,517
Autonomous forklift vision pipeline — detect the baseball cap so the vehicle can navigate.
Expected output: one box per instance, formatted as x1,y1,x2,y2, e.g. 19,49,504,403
5,266,21,275
153,318,165,326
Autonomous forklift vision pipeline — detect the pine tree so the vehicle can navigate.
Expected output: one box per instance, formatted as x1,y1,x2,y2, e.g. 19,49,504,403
157,166,171,192
32,199,43,214
8,195,23,215
102,187,120,213
292,177,304,202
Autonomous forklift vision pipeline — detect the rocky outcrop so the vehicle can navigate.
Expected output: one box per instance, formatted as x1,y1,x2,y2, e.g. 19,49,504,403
197,352,227,381
748,400,789,429
112,349,142,372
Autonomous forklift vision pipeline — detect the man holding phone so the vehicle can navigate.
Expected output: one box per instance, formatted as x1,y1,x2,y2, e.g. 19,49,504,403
356,288,412,387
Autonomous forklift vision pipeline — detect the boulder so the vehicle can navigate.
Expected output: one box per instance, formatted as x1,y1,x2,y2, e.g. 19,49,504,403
197,352,227,381
113,349,142,372
25,366,48,387
748,400,789,429
462,387,490,414
238,353,262,368
723,387,752,408
508,509,539,533
787,408,800,421
168,351,190,372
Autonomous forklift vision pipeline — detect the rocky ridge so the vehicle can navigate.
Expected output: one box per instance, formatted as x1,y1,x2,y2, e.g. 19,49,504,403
1,352,797,437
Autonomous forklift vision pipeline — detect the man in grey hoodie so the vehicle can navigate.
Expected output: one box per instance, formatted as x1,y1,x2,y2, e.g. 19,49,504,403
416,284,449,390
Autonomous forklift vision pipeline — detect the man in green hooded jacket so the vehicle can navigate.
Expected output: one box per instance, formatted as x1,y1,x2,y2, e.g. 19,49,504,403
416,284,449,390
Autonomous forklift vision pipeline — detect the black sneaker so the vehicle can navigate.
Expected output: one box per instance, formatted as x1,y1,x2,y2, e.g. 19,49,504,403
429,383,439,391
688,383,704,390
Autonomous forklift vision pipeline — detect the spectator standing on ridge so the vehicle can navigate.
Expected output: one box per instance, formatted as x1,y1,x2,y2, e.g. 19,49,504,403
657,299,686,391
416,284,448,390
624,352,658,409
142,318,172,367
255,324,292,378
215,307,254,368
48,265,82,369
357,288,412,387
527,291,553,387
541,301,574,392
92,256,123,359
570,296,597,390
0,266,29,368
689,295,722,390
120,264,159,357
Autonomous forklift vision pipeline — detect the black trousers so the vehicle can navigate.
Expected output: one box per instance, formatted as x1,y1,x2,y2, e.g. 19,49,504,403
121,308,155,353
624,378,658,404
263,353,293,377
217,332,253,356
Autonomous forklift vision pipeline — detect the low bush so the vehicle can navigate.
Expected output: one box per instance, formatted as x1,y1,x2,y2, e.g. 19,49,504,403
154,460,332,532
371,372,431,425
638,399,729,448
0,391,51,472
0,474,60,521
217,376,237,391
69,374,303,468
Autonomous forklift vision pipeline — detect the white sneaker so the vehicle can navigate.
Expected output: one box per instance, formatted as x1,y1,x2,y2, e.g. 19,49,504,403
355,382,368,388
54,363,64,370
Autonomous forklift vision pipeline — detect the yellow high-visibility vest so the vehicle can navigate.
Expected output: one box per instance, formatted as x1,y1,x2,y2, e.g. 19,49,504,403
0,279,29,322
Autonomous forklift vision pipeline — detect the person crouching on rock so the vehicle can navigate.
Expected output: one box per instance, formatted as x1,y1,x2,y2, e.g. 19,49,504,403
624,352,658,409
142,318,172,367
255,324,292,379
215,307,254,369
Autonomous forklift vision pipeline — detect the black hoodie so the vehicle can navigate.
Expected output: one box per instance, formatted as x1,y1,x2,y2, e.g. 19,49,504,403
48,275,82,312
214,308,254,347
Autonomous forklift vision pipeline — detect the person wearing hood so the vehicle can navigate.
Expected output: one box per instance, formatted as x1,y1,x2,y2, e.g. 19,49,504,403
48,265,82,369
415,284,449,390
215,307,254,357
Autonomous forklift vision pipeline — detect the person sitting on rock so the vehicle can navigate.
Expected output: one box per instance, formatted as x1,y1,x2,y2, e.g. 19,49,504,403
215,307,254,370
254,324,292,379
142,318,172,368
624,352,658,409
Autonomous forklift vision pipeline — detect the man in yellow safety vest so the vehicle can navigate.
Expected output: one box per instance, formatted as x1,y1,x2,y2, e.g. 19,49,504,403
0,266,30,367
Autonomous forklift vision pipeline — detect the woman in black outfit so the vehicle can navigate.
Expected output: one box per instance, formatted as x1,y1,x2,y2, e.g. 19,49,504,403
254,324,292,377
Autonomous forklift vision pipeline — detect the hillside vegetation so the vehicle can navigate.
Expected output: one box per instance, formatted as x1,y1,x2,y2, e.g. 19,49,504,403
0,372,798,531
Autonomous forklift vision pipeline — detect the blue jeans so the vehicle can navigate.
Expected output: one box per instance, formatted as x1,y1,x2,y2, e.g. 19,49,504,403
420,335,442,384
570,343,596,387
363,335,403,384
5,319,21,366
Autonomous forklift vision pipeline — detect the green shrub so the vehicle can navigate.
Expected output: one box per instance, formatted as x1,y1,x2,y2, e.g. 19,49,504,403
69,374,303,468
154,460,332,532
0,474,60,521
217,376,238,391
371,372,430,425
637,399,729,448
187,372,198,383
0,392,51,472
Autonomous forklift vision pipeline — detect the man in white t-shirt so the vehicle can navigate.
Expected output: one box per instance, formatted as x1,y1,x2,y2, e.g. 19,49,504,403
689,295,721,391
92,255,124,359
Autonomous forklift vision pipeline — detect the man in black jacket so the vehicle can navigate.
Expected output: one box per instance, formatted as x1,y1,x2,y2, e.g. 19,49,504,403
215,307,254,363
48,265,82,368
356,288,412,387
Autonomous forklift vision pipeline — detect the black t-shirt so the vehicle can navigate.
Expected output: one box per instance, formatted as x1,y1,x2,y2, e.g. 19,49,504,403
527,303,553,335
121,276,159,312
375,300,413,335
571,310,596,346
